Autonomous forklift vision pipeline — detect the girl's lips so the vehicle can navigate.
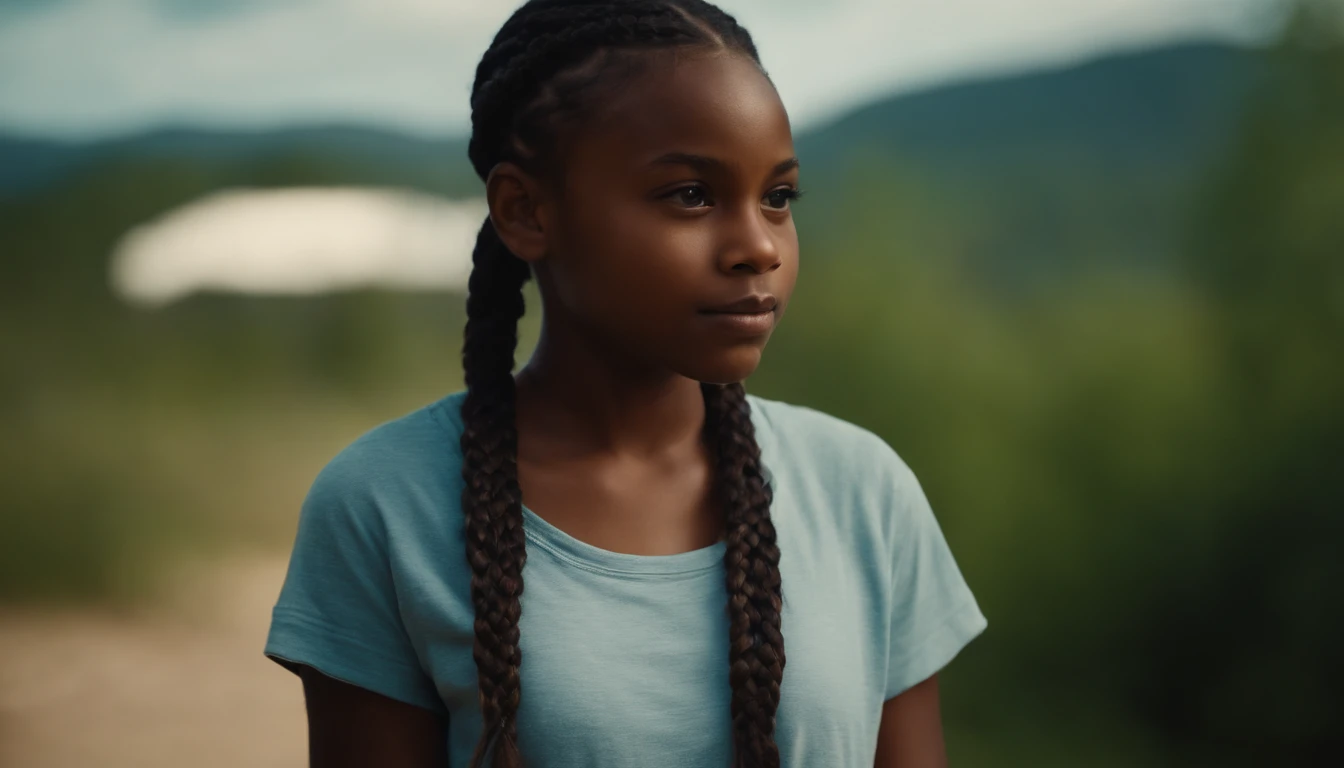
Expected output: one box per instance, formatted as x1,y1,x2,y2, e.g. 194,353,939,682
701,294,777,314
697,308,776,335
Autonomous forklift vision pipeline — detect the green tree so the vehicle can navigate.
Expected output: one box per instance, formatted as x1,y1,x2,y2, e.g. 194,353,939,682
1148,1,1344,762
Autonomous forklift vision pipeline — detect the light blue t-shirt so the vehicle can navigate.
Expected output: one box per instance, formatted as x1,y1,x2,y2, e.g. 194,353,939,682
265,390,986,766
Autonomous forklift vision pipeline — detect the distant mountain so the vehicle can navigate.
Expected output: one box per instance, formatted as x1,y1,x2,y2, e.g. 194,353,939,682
2,42,1260,194
794,41,1264,279
0,41,1267,282
799,42,1260,177
0,125,474,197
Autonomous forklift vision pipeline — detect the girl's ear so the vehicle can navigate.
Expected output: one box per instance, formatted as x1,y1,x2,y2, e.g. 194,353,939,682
485,162,551,264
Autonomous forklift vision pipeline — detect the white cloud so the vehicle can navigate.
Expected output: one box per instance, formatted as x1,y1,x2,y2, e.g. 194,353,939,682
0,0,1275,139
109,187,488,306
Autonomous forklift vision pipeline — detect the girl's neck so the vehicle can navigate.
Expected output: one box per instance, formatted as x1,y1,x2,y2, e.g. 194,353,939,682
514,325,708,460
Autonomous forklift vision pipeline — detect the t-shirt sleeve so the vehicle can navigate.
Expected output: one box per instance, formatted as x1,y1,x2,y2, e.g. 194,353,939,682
881,454,987,700
264,454,446,714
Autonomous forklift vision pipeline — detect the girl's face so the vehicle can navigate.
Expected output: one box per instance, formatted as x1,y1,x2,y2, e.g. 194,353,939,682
535,49,800,385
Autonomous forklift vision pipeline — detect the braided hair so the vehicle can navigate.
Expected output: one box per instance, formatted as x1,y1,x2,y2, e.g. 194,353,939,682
459,2,784,766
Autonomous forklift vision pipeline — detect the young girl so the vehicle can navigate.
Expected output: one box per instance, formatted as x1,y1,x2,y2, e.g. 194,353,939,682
265,1,986,766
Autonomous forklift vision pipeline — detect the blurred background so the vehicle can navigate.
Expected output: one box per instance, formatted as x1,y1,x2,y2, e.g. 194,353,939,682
1,0,1340,765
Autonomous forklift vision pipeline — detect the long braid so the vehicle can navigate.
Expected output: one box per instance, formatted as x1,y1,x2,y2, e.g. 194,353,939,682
460,218,531,767
703,382,785,768
460,3,784,766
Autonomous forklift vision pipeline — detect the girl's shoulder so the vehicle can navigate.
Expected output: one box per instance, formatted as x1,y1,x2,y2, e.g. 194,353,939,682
300,391,469,531
319,390,468,484
747,393,918,492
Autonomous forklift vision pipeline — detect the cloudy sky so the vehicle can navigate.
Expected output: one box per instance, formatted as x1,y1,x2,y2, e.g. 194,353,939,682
0,0,1276,140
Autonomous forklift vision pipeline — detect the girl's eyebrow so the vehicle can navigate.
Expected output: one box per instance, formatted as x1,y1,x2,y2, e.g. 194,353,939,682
647,151,800,177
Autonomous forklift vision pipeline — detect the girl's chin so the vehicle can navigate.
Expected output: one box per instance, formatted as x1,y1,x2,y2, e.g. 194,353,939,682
680,346,767,387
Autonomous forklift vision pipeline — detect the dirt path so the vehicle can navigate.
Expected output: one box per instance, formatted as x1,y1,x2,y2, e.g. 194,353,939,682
0,553,307,768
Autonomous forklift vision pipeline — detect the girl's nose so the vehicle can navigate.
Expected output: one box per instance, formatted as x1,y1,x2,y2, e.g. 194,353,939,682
717,207,782,275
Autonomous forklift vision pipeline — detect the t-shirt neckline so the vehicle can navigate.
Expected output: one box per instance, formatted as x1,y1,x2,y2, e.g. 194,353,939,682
521,504,727,578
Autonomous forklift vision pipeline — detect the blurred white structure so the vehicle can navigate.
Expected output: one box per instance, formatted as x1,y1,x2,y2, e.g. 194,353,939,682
109,187,488,307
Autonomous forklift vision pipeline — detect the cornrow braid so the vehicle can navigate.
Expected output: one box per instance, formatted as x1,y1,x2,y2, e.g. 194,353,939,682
460,219,531,767
459,3,784,766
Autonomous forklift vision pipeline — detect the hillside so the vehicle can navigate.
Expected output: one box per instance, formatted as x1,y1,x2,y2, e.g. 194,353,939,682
800,42,1260,176
795,42,1263,279
0,125,474,198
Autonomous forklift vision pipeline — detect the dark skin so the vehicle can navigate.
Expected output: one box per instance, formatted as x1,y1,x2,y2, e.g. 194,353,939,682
299,48,947,768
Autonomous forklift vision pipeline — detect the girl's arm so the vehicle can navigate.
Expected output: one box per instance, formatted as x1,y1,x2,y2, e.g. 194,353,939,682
298,665,449,768
873,674,948,768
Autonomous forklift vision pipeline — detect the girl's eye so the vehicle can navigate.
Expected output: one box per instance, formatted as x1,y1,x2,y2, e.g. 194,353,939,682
665,185,711,209
764,187,804,211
